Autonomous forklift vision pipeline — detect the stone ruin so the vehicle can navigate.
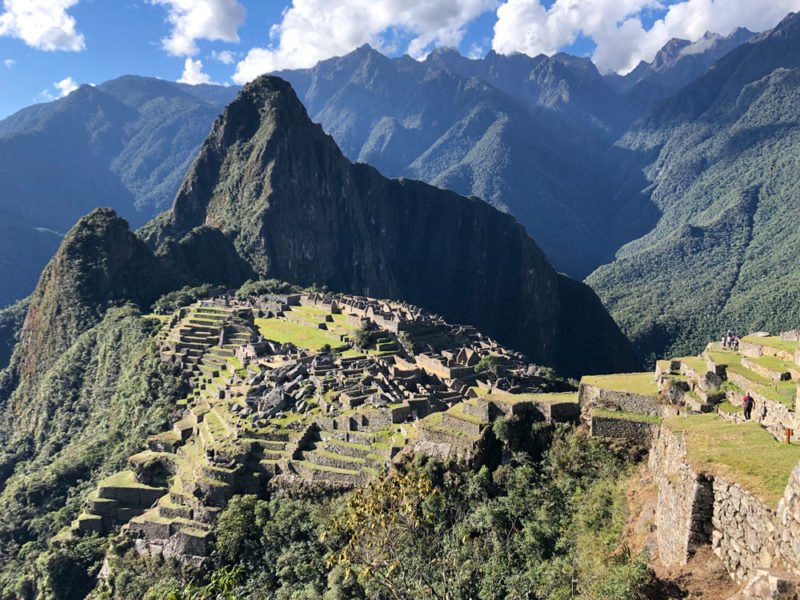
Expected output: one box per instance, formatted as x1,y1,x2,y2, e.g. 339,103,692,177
580,331,800,597
66,292,579,566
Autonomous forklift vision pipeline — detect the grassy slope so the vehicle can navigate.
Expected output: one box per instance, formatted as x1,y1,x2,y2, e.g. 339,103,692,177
664,414,800,506
0,307,183,596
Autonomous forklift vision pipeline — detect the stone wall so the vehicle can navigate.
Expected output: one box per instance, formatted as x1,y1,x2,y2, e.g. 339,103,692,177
711,478,776,582
579,383,670,417
649,426,800,586
649,427,713,566
590,415,658,445
775,462,800,575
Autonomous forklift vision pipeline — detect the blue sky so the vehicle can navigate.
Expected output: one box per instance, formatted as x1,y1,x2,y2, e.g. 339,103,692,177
0,0,797,119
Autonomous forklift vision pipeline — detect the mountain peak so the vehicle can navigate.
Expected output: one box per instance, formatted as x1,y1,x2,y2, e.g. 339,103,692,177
11,208,166,388
156,73,639,375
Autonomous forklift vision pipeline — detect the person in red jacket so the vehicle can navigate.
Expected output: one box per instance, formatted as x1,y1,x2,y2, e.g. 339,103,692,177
742,392,754,420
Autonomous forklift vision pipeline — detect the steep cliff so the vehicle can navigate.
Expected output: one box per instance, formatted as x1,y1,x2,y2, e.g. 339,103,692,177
147,76,639,376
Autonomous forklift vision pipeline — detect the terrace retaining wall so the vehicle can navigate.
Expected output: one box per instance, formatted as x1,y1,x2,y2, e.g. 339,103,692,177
649,426,800,587
579,383,667,417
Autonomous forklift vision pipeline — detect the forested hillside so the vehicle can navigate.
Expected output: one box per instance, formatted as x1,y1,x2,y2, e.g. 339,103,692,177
588,12,800,363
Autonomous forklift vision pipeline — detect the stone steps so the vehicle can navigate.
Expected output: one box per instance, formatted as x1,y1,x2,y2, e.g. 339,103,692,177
321,438,373,460
319,429,383,445
291,459,366,487
440,410,485,437
303,448,366,471
741,357,793,383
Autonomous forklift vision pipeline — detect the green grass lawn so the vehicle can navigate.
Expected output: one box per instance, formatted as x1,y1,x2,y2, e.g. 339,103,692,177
750,354,794,374
581,372,658,396
99,470,159,490
743,336,797,355
591,408,662,424
707,349,740,366
676,356,707,374
255,317,347,351
664,414,800,506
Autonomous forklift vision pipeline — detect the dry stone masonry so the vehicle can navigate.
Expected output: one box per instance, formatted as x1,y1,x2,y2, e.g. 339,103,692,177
581,331,800,597
66,291,579,565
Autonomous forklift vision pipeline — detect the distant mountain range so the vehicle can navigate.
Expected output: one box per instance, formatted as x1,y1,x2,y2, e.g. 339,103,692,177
2,16,798,365
0,77,238,306
273,27,757,282
588,12,800,362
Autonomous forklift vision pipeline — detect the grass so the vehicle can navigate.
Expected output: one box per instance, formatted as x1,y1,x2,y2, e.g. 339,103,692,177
676,356,707,374
448,402,487,425
255,317,347,352
591,408,662,424
486,391,579,404
750,355,793,374
716,401,740,415
725,362,796,410
743,336,797,355
663,414,800,506
581,372,658,396
99,470,160,490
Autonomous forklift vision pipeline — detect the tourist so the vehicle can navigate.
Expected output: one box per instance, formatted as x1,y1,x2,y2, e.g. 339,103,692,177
742,392,754,420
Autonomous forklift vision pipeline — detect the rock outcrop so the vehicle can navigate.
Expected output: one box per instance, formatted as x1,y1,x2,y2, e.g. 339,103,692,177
144,76,639,377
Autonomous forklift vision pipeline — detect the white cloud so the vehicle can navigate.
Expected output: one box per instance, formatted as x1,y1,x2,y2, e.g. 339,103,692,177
233,0,498,84
467,41,489,59
210,49,235,64
493,0,800,74
38,75,79,101
0,0,84,51
149,0,246,56
55,76,78,96
3,58,14,67
178,57,213,84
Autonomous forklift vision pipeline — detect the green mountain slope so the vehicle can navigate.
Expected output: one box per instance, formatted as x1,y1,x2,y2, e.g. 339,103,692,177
588,13,800,363
146,75,639,377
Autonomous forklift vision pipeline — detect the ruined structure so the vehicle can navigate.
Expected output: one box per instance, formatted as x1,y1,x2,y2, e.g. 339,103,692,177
581,332,800,596
67,292,578,565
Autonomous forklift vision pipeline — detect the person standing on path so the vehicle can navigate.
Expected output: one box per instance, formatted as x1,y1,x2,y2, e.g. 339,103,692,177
742,392,754,420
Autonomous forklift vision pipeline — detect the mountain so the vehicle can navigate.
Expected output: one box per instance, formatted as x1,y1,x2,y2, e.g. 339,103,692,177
274,46,658,279
144,75,639,377
614,28,756,109
0,76,238,307
587,12,800,363
0,77,641,591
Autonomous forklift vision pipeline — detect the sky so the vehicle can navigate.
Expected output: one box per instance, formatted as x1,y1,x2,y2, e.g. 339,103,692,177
0,0,799,119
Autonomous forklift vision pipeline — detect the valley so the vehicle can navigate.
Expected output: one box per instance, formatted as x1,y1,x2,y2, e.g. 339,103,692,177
1,5,800,599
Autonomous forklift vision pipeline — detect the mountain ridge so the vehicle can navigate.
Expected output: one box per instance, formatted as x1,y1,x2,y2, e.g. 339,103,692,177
143,74,639,376
588,11,800,362
0,76,239,307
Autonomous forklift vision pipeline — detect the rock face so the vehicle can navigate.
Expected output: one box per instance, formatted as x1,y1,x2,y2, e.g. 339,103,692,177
9,208,169,390
275,45,655,279
147,76,639,377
